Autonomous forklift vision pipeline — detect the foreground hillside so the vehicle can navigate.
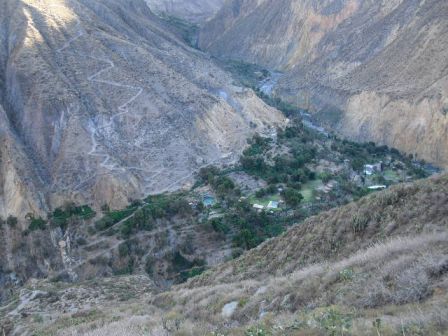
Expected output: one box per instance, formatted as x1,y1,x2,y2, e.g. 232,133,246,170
2,174,447,335
200,0,448,168
0,0,285,220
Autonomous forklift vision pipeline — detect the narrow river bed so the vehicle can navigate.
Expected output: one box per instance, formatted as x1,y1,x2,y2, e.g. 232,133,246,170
258,71,328,136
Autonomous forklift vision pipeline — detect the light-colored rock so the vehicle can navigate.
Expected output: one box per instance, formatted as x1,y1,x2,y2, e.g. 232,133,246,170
221,301,238,318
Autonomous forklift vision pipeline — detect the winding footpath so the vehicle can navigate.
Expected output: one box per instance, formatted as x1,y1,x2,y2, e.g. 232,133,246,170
50,4,145,174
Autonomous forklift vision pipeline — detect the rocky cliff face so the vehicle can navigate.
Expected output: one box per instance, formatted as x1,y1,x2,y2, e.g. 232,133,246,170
200,0,448,167
0,0,285,219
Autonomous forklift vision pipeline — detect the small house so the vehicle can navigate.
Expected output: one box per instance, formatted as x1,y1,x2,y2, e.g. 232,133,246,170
267,201,279,209
253,204,265,210
368,185,387,190
364,162,383,176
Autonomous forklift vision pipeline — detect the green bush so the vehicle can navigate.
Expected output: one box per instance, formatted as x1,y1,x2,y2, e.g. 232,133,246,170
29,217,47,231
95,207,135,232
320,171,333,184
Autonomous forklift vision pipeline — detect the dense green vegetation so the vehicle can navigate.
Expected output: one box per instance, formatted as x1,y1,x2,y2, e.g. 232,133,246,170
170,251,206,282
94,206,137,232
51,203,96,231
198,167,239,198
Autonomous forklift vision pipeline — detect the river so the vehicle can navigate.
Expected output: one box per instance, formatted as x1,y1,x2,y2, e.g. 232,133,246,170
258,71,329,136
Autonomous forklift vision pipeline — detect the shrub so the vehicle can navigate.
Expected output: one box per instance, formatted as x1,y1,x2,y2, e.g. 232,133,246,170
145,256,155,275
320,171,333,184
339,268,354,281
351,213,370,234
314,308,353,336
245,326,271,336
28,217,47,231
6,216,18,227
118,242,130,258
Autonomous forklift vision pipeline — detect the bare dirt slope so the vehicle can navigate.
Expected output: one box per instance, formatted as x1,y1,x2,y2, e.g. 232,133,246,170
200,0,448,168
0,0,285,219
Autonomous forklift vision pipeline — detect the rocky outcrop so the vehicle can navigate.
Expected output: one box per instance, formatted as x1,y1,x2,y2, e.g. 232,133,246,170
200,0,448,167
0,0,286,219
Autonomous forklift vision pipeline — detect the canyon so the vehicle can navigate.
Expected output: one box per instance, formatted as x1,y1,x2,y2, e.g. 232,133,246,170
200,0,448,167
0,1,447,335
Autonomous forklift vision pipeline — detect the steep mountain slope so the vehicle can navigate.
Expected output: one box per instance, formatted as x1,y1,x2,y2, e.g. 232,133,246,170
0,0,285,219
200,0,448,168
144,0,225,24
3,175,447,335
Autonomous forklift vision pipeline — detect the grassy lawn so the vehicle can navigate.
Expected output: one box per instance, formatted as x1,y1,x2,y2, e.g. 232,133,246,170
249,194,281,207
384,169,401,181
300,180,323,203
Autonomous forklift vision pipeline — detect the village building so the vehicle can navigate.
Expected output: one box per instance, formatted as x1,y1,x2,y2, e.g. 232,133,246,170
368,185,387,190
267,201,279,209
253,204,265,210
364,162,383,175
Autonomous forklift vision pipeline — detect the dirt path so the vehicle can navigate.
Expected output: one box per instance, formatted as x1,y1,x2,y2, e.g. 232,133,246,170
49,3,145,177
7,290,47,317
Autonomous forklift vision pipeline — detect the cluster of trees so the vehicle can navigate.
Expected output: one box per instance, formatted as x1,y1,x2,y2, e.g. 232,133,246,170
51,203,96,231
95,206,137,232
198,166,239,198
1,203,96,233
206,200,284,250
120,194,192,237
169,251,206,283
240,130,319,206
332,140,398,172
